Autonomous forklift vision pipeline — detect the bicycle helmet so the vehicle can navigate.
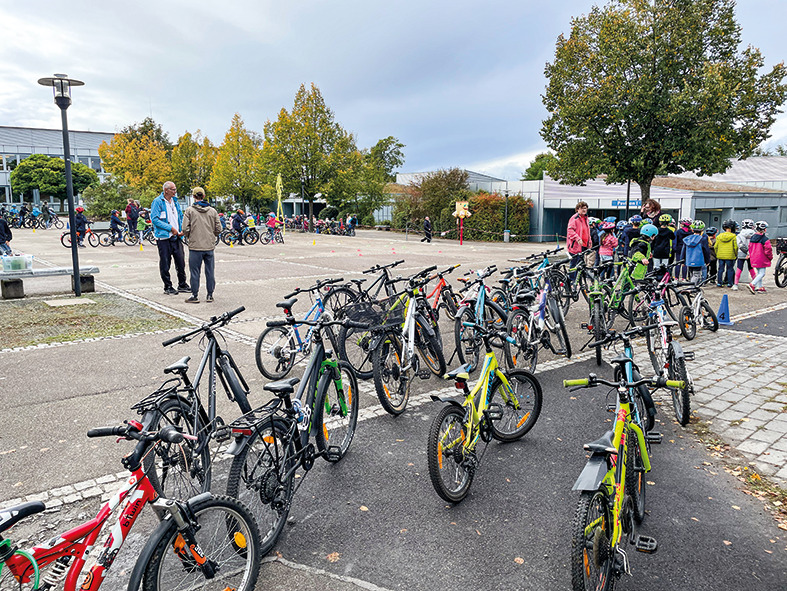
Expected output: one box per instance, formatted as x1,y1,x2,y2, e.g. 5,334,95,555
268,212,275,217
629,214,642,224
741,219,755,230
600,221,615,231
237,209,245,216
641,218,653,226
588,217,600,226
604,216,617,223
706,226,718,235
755,220,769,231
722,219,736,231
679,217,693,226
690,220,705,231
616,221,626,230
658,213,673,224
75,207,84,213
640,224,658,238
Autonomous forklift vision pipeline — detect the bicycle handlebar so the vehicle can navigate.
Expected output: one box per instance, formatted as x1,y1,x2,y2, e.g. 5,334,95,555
87,422,197,444
284,277,343,299
363,259,405,274
563,374,685,390
266,317,370,330
162,306,246,347
584,323,661,349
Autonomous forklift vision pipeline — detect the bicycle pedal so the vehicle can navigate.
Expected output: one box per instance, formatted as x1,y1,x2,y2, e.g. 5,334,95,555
634,535,658,554
484,403,503,422
684,351,695,361
580,323,589,330
606,403,616,413
214,426,231,442
417,370,432,380
324,445,343,462
645,431,663,444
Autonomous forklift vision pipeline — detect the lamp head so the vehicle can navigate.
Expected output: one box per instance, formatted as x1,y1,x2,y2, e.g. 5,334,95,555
38,74,84,109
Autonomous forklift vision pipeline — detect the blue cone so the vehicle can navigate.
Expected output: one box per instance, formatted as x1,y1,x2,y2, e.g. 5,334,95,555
717,294,733,325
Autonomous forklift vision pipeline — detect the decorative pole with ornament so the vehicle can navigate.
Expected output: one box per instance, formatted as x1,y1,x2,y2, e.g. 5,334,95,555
453,201,471,246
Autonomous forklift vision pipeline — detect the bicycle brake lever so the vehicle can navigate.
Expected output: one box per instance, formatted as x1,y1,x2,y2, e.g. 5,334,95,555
568,386,585,393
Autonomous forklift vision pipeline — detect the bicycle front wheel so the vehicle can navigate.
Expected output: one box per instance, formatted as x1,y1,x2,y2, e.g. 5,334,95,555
314,361,359,461
87,232,99,247
678,305,696,340
545,295,572,358
490,369,542,441
591,300,605,366
571,490,615,591
124,231,139,246
700,300,718,332
372,330,411,415
626,429,648,524
775,254,787,288
415,319,446,377
53,218,64,229
142,495,261,591
645,326,668,375
627,289,650,326
504,308,538,372
322,286,358,319
441,288,459,320
454,307,481,372
254,326,297,380
427,405,473,503
669,350,692,426
244,229,259,245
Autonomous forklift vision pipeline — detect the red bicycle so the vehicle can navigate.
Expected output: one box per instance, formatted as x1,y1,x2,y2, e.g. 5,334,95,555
0,421,261,591
424,263,462,320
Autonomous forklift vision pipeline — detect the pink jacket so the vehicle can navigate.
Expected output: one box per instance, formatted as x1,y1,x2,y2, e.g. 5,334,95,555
566,213,590,255
599,232,618,256
748,233,773,268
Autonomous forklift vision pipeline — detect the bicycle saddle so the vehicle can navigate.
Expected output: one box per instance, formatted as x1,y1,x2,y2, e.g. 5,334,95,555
264,377,301,397
514,291,537,304
349,278,367,286
164,356,191,374
445,364,471,381
583,431,617,455
0,501,45,534
609,354,631,367
276,298,297,310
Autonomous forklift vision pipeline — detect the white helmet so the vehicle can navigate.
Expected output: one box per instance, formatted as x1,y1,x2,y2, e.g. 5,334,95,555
754,220,769,231
740,219,755,230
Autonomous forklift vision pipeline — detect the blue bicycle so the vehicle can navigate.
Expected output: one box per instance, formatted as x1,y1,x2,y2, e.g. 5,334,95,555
254,278,355,379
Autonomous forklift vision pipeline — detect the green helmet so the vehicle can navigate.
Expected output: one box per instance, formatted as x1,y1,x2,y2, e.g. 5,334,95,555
658,213,673,224
690,220,706,231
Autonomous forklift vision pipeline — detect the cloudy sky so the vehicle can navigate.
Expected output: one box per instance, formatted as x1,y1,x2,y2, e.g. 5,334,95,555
3,0,786,180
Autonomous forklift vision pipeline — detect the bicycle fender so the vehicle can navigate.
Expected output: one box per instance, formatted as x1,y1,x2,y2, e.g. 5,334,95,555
415,313,435,337
670,341,686,360
455,303,472,318
571,455,609,492
430,394,464,409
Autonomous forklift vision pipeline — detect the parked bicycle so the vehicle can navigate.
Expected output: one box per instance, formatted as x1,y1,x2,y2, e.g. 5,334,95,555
775,238,787,288
675,278,719,340
424,263,462,320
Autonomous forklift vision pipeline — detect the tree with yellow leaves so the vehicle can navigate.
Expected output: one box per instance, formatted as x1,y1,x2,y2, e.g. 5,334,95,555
172,130,218,196
208,113,263,211
99,128,171,193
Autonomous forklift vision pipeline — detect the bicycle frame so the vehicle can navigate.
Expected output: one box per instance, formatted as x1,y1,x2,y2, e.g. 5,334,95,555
426,276,448,311
458,351,515,451
288,297,325,355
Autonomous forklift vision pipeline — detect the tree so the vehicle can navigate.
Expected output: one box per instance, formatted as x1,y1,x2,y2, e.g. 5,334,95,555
753,143,787,156
171,130,217,195
541,0,787,200
120,117,173,155
522,152,558,180
393,168,470,230
99,130,172,193
368,136,405,182
10,155,98,205
209,113,263,210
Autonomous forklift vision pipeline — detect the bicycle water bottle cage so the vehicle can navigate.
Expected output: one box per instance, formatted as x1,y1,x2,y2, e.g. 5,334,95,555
164,356,191,375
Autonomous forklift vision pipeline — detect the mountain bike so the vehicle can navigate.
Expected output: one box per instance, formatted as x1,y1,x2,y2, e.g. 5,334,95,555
254,278,354,379
0,421,261,591
675,278,719,340
424,263,462,320
563,372,683,591
225,313,365,554
60,222,99,248
427,321,542,503
132,307,257,500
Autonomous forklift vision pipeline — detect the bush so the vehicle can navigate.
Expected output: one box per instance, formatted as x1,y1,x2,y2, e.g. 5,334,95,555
452,192,533,242
320,205,339,220
361,213,376,226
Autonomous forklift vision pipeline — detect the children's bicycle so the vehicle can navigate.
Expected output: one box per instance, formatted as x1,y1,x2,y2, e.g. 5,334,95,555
0,421,261,591
675,279,719,340
424,263,462,320
427,321,542,503
563,372,683,591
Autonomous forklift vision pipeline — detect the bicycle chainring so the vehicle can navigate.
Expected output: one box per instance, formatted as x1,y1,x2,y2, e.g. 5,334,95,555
479,417,493,442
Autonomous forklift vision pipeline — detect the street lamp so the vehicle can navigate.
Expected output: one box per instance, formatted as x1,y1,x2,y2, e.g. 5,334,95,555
504,189,510,243
37,73,84,296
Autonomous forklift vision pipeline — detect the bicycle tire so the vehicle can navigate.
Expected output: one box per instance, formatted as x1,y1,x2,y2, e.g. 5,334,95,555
427,405,473,503
226,418,294,557
626,427,648,524
372,330,410,415
60,232,71,247
124,231,139,246
700,300,719,332
415,319,446,377
627,289,650,326
490,369,542,441
645,325,667,375
504,308,538,372
550,269,572,316
255,326,297,380
678,305,696,341
664,285,685,321
144,397,211,499
337,324,374,380
669,351,691,426
314,361,359,461
489,288,509,315
546,295,572,358
99,232,113,247
53,218,64,229
592,300,605,366
454,307,481,372
275,231,284,243
244,229,260,245
322,286,358,319
441,288,459,320
87,232,99,248
775,254,787,288
570,490,615,591
221,231,235,246
142,494,261,591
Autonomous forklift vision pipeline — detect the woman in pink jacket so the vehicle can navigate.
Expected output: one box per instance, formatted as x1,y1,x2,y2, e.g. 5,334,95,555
566,201,591,280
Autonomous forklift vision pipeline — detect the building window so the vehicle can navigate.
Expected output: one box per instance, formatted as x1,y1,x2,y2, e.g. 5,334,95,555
90,158,102,173
78,156,90,167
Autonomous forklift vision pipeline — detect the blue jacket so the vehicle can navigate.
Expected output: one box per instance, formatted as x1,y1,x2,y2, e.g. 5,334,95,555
681,233,709,267
150,193,183,239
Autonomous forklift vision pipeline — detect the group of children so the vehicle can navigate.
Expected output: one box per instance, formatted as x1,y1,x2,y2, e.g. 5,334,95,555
589,214,774,293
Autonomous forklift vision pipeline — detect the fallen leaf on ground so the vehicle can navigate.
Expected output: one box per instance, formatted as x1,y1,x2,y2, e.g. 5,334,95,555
732,505,741,511
326,552,340,563
360,506,369,512
476,529,482,536
691,517,699,522
514,557,524,564
723,540,732,546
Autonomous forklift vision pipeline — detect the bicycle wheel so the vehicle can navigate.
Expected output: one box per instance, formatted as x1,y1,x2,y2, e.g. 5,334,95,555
545,295,572,358
254,326,297,380
571,490,615,591
314,361,359,461
144,398,211,499
124,231,139,246
551,269,572,316
627,289,650,326
244,229,259,245
645,326,668,375
337,324,374,380
99,232,113,247
372,330,410,415
489,289,509,315
454,307,481,372
591,300,605,366
87,232,99,247
626,428,647,524
427,405,473,503
775,254,787,288
60,232,71,247
504,308,538,372
415,319,446,377
146,232,158,245
678,305,696,340
322,286,358,319
668,351,691,426
441,288,459,320
490,369,542,441
664,285,685,321
53,218,64,229
221,231,235,246
699,300,718,332
275,231,284,243
226,418,294,557
142,494,261,591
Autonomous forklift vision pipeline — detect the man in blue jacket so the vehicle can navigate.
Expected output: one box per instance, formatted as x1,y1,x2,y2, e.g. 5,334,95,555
151,181,190,295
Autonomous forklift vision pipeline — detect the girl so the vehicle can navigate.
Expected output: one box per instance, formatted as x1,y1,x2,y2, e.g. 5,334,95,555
747,221,773,294
733,219,756,290
598,221,618,279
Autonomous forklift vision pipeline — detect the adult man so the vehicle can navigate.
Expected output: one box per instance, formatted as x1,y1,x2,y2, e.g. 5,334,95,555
421,216,432,243
566,201,591,279
0,213,13,254
182,187,221,303
151,181,190,295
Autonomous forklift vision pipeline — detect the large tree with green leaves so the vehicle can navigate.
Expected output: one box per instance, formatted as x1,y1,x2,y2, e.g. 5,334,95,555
541,0,787,200
368,136,405,182
10,154,98,204
99,117,172,193
522,152,558,180
171,130,218,195
209,113,263,210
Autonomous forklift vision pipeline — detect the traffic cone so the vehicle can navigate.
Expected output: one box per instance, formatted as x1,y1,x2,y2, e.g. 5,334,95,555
313,239,316,246
139,243,144,252
717,294,733,325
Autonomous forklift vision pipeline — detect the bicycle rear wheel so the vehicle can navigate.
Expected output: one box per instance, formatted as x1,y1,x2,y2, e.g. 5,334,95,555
504,308,538,372
627,289,650,326
454,307,481,372
99,232,113,247
441,288,459,320
61,232,72,247
626,428,648,524
427,405,473,503
372,330,411,415
254,326,297,380
775,254,787,288
678,305,696,340
545,295,572,358
323,286,358,319
645,326,668,375
142,495,261,591
314,361,359,461
415,319,446,377
571,490,615,591
338,324,374,380
591,300,605,366
490,369,542,441
668,350,692,426
700,300,718,332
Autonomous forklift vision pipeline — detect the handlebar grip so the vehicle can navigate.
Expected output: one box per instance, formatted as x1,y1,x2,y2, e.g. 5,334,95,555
665,380,685,389
423,265,438,274
87,426,126,438
267,319,288,327
226,306,245,319
159,424,185,444
162,333,186,347
284,289,300,299
563,379,589,387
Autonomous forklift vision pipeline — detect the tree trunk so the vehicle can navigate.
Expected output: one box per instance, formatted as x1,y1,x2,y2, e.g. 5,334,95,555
309,199,314,233
638,177,653,203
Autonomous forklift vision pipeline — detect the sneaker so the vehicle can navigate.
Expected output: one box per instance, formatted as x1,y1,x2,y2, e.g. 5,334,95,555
206,294,214,303
185,295,200,303
164,287,178,295
757,288,767,293
715,283,722,288
177,284,191,293
747,283,756,294
731,284,738,291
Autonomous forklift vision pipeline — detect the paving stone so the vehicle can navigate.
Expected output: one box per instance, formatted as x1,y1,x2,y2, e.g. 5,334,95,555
748,428,785,444
748,409,780,422
73,479,96,491
44,499,63,512
756,449,787,468
715,409,749,422
770,438,787,452
762,402,787,413
737,439,771,456
704,399,732,412
751,461,779,476
729,402,761,415
719,426,751,444
0,498,23,511
773,464,787,483
49,485,76,497
95,474,116,485
25,492,48,503
81,487,103,499
62,493,82,504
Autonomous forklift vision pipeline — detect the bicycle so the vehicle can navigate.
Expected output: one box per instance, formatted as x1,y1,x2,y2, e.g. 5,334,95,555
254,278,354,379
124,225,158,246
563,372,684,591
132,307,257,500
675,278,719,340
627,262,689,325
99,224,130,247
221,226,259,246
424,263,462,320
60,222,99,248
260,227,284,244
427,321,542,502
0,421,261,591
226,313,365,554
774,238,787,288
502,246,566,314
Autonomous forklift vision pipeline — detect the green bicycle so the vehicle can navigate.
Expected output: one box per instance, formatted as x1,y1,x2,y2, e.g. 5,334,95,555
427,321,543,503
563,371,684,591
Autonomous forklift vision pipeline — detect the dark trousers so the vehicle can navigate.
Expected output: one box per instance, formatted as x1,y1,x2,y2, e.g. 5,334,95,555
421,230,432,243
717,259,735,286
157,236,187,290
189,250,215,297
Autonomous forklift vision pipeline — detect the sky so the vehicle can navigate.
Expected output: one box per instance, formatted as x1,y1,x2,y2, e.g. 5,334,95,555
3,0,787,181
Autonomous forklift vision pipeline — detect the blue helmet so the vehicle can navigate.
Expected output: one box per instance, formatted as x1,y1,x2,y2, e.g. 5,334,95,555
629,214,642,223
616,221,626,230
640,224,658,238
604,216,617,223
706,226,718,235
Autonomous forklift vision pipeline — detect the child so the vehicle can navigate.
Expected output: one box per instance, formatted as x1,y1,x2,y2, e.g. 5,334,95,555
110,209,124,242
714,219,738,287
588,217,600,267
681,221,710,284
621,215,642,258
651,213,675,269
266,212,279,243
733,219,756,290
629,223,658,280
747,221,773,293
706,227,718,280
598,221,618,279
674,218,694,279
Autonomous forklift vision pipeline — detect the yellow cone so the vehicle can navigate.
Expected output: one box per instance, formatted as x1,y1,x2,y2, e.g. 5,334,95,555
139,243,144,252
230,242,234,248
313,239,315,246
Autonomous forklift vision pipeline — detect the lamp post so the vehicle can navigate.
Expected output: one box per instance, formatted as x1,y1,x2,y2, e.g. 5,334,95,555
37,73,84,296
503,189,510,243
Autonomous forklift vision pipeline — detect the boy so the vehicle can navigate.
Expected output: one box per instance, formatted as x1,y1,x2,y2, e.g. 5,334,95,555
706,227,718,280
714,219,738,287
628,223,658,280
621,215,642,258
651,213,675,269
681,221,710,284
674,218,694,279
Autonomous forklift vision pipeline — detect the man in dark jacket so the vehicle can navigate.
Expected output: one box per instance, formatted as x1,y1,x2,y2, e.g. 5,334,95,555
421,217,432,243
0,215,12,254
